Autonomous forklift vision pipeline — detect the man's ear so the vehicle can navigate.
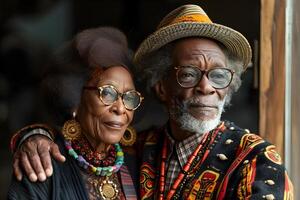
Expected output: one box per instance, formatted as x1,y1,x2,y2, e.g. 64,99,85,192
153,80,168,102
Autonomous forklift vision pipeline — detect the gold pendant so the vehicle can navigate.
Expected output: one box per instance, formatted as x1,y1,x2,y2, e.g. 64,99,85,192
98,177,119,199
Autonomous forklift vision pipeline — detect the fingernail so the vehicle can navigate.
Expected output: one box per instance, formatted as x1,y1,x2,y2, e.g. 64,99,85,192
45,168,53,176
38,173,46,181
17,175,22,181
61,156,66,162
29,174,37,182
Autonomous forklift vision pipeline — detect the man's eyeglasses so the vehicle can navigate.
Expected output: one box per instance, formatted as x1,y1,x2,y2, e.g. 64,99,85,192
83,85,144,111
174,66,234,89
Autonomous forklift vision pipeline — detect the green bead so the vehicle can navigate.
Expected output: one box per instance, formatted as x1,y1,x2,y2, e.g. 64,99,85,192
101,167,108,176
116,161,124,165
116,157,124,162
96,169,101,176
106,172,112,176
115,144,121,151
107,166,113,172
68,149,75,156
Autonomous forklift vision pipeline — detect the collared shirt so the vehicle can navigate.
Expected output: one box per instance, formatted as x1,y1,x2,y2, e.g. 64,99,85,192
164,130,205,192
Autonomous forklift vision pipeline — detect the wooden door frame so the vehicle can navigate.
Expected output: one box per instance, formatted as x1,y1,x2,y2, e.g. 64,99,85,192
260,0,285,157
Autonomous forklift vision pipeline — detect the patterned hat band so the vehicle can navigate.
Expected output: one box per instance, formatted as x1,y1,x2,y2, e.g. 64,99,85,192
160,14,212,28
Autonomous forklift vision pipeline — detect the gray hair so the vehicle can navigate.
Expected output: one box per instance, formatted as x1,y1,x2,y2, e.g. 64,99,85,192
137,38,244,105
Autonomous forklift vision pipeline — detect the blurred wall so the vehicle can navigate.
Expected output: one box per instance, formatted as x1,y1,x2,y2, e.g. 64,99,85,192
0,0,73,198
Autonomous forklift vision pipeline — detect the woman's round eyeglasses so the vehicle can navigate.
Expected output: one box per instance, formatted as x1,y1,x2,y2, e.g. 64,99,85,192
84,85,144,111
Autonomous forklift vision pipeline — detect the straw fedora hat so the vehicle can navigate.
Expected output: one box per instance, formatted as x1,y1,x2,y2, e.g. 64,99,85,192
134,4,252,70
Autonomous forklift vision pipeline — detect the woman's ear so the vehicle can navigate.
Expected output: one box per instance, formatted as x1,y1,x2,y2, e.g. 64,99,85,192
153,80,168,102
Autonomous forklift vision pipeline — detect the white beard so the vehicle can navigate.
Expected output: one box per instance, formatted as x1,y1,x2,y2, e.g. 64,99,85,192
170,96,226,135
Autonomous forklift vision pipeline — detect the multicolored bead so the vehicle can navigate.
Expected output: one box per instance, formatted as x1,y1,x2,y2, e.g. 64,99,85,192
64,140,124,177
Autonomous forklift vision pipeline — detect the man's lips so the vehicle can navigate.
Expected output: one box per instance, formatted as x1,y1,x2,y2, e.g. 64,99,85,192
188,103,218,114
189,103,218,109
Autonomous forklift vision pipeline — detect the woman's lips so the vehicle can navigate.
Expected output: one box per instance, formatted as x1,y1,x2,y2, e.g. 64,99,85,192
104,121,124,129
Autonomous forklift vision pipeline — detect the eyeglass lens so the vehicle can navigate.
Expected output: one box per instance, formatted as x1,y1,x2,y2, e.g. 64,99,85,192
177,67,233,89
100,86,141,110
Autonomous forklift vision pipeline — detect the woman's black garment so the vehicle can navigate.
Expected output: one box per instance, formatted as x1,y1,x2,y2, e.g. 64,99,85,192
7,135,137,200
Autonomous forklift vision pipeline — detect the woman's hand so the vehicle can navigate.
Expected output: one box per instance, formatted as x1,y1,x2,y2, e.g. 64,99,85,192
13,135,65,182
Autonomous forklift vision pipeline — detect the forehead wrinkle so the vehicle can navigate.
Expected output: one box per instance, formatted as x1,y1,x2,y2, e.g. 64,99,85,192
173,39,227,68
206,54,226,67
185,51,226,68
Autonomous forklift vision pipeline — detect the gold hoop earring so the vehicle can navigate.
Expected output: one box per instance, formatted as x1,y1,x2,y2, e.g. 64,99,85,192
120,126,136,146
62,111,81,141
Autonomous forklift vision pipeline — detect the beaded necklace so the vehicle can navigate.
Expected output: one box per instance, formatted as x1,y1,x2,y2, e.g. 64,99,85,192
158,122,225,200
64,140,124,177
172,124,224,199
72,138,116,166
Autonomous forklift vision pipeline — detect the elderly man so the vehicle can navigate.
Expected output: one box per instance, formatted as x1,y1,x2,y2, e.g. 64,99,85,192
10,4,293,199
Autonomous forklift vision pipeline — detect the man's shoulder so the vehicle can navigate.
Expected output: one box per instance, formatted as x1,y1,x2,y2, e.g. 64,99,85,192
224,121,264,141
219,122,292,199
223,121,269,152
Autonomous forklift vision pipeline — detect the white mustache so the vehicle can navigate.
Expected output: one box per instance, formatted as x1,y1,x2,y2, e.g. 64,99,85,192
184,98,221,109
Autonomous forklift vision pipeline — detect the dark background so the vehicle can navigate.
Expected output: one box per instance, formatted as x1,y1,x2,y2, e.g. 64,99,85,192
0,0,260,198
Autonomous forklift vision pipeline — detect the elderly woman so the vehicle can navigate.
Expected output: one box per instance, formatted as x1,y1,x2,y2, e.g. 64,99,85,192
8,27,142,199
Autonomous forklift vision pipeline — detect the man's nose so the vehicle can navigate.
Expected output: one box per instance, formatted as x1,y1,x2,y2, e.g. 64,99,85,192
194,75,216,95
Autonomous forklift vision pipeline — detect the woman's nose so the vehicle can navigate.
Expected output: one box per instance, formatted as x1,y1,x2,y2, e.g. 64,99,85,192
111,97,126,115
